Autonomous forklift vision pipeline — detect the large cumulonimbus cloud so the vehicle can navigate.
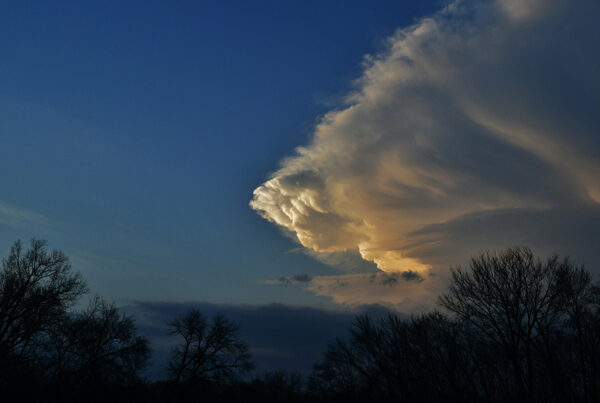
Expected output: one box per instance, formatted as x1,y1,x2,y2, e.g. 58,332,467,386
251,0,600,282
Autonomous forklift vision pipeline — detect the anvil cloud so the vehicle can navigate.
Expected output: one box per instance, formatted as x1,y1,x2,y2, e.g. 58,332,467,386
251,0,600,284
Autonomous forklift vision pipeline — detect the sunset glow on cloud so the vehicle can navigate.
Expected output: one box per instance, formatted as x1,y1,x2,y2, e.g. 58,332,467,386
252,0,600,305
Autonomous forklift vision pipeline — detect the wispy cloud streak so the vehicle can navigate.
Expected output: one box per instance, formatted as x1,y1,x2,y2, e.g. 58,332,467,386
0,201,47,230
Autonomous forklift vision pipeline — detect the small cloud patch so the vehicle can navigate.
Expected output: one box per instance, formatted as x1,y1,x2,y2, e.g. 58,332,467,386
265,274,313,285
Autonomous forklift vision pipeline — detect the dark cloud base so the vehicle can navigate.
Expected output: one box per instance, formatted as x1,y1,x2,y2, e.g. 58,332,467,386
406,206,600,272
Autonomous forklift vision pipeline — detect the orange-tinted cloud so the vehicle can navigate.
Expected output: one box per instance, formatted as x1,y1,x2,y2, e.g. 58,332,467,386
252,0,600,306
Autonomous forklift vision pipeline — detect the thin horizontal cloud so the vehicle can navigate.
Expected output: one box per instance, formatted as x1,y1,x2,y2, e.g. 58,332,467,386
307,272,443,311
266,271,439,311
251,0,600,307
0,201,47,230
265,273,313,285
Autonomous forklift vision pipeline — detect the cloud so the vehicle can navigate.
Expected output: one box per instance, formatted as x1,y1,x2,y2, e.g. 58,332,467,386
294,248,379,274
251,0,600,291
306,272,443,311
266,270,440,311
265,273,313,285
404,206,600,272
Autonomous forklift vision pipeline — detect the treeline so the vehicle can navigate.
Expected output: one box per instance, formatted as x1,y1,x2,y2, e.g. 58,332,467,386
2,240,600,403
310,248,600,403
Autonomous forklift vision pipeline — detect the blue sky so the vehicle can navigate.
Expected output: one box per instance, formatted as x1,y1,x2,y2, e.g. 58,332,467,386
0,1,442,306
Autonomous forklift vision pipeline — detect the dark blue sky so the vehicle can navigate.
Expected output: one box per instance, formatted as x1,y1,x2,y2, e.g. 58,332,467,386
0,1,442,305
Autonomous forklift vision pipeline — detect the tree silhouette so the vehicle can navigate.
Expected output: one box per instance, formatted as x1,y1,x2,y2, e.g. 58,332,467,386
310,312,473,402
260,369,304,401
312,247,600,403
0,239,87,368
43,297,150,386
438,247,593,401
167,309,254,386
3,240,599,403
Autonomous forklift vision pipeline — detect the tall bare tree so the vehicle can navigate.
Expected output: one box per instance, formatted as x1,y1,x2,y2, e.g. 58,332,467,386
42,297,150,386
167,309,253,386
312,247,600,403
439,247,592,402
0,239,87,364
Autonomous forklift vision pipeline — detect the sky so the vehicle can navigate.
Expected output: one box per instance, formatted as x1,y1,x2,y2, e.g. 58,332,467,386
2,0,600,375
0,0,442,306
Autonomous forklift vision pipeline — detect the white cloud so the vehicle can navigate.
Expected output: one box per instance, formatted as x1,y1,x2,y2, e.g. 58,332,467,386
252,0,600,305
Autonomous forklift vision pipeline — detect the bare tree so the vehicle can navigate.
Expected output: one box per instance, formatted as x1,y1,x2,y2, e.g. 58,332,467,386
559,267,600,402
43,297,150,386
310,312,473,402
167,309,253,386
312,248,600,403
0,239,87,364
438,247,592,402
